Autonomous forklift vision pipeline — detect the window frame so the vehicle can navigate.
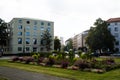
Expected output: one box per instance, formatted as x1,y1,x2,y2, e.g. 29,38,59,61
18,47,22,51
18,38,22,44
26,38,30,44
18,25,22,30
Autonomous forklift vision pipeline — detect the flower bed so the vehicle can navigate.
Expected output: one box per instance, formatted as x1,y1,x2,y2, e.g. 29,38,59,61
9,56,120,73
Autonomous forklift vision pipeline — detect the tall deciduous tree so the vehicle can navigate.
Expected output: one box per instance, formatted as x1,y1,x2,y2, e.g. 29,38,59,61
86,18,115,53
41,29,53,51
0,18,8,48
64,38,73,51
54,36,61,51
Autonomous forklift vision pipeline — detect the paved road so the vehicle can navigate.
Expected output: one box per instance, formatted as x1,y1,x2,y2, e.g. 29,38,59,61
0,66,70,80
0,56,12,60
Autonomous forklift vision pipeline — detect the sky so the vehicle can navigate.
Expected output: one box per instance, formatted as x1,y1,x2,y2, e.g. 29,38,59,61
0,0,120,41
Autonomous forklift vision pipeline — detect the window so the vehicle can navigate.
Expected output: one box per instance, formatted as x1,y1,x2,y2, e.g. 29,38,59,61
26,21,30,24
26,26,30,30
40,27,44,30
18,25,22,29
26,32,30,36
114,27,118,31
114,33,119,37
33,32,37,36
26,47,30,51
48,23,51,26
34,21,37,25
34,26,37,30
33,38,37,44
26,38,30,44
108,28,111,31
18,38,22,44
115,22,117,25
18,47,22,51
33,47,37,52
47,27,51,31
18,20,22,24
40,33,43,37
41,22,44,25
18,32,22,36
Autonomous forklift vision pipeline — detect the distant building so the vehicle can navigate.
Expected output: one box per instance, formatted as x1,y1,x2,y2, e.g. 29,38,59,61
65,38,73,51
6,18,54,54
66,30,89,51
73,34,79,50
60,37,64,45
82,30,89,47
107,18,120,52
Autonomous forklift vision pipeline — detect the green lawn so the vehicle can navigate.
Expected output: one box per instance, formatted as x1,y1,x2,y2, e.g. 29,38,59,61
0,59,120,80
0,77,8,80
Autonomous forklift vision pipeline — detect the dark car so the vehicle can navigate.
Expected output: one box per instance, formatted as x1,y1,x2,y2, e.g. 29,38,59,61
100,52,112,56
91,52,100,57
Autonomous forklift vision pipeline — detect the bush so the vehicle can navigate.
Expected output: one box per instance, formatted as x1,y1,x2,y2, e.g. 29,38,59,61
11,56,19,62
18,57,24,62
24,57,34,64
78,60,91,70
102,58,115,65
61,60,69,68
37,57,44,64
46,57,55,66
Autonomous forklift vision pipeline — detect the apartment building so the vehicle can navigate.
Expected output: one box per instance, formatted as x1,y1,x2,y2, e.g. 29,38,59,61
66,30,89,51
107,18,120,52
8,18,54,54
73,34,79,50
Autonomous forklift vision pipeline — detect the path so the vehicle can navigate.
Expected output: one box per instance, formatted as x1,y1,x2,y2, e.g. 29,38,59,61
0,66,69,80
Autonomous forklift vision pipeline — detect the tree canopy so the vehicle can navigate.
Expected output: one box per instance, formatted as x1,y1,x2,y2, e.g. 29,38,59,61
41,29,53,51
64,38,73,51
54,36,61,51
85,18,115,52
0,18,8,47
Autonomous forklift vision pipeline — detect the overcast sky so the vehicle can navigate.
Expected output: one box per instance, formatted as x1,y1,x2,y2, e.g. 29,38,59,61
1,0,120,41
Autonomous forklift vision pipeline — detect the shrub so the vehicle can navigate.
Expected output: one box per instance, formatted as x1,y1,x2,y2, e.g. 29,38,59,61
91,59,106,69
46,57,55,66
11,56,19,62
18,57,24,62
102,58,115,65
78,60,91,70
24,57,34,64
61,60,69,68
37,57,44,64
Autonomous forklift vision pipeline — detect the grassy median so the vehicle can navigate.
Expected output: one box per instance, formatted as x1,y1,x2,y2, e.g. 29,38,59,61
0,59,120,80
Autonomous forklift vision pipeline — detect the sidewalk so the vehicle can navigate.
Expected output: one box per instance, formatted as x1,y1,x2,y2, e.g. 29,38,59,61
0,56,12,60
0,66,69,80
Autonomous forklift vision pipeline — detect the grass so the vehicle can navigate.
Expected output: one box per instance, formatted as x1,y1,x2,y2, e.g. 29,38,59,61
0,77,8,80
0,59,120,80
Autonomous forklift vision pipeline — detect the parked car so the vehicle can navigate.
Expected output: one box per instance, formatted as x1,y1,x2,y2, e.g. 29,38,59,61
91,52,100,57
111,53,120,56
100,52,113,56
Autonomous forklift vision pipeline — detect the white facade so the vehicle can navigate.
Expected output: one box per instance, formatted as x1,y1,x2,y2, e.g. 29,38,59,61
107,18,120,52
8,18,54,54
77,33,83,48
72,30,89,50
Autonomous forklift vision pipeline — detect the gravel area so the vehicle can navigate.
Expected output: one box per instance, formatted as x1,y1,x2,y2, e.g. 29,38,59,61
0,66,70,80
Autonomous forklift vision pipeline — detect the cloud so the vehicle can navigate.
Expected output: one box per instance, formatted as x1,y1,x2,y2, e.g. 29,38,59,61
1,0,120,40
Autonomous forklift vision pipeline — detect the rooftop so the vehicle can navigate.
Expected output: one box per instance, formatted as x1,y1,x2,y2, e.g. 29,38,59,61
107,17,120,23
10,17,54,23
